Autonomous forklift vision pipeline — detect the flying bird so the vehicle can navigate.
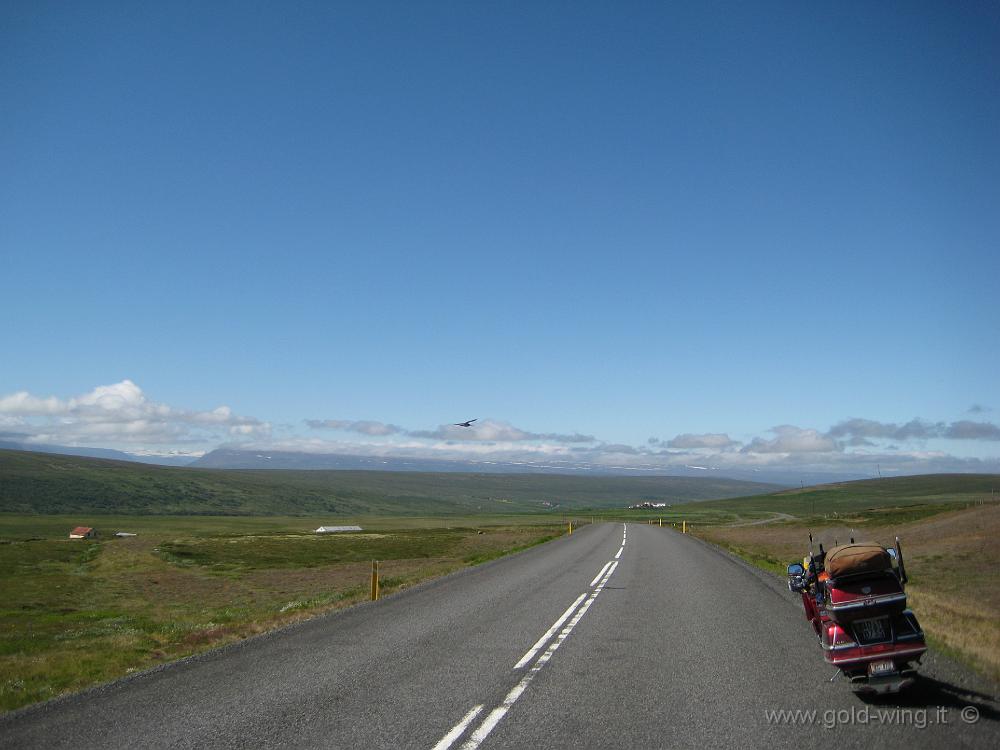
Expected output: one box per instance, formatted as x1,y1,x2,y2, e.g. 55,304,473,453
453,419,478,427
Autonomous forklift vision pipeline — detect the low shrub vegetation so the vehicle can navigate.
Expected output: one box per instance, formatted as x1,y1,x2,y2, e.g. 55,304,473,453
0,516,564,713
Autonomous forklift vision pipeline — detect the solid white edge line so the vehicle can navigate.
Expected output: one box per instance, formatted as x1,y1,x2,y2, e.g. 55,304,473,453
513,592,587,669
432,705,484,750
589,560,613,587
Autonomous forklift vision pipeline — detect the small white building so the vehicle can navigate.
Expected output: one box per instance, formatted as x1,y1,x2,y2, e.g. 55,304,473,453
314,525,363,534
114,532,137,538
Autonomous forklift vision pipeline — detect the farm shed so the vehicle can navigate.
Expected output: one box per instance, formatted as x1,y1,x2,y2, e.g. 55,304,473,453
69,526,98,539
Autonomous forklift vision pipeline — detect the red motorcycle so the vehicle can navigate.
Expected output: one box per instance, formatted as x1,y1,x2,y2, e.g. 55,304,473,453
787,536,926,694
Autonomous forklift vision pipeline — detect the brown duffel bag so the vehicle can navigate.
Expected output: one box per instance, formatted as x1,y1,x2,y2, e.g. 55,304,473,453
825,543,892,579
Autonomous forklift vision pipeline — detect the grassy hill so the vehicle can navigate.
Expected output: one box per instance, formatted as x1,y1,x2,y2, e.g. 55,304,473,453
0,449,781,516
672,473,1000,525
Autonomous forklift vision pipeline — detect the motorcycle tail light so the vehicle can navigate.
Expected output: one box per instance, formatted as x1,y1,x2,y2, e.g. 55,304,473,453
828,623,856,648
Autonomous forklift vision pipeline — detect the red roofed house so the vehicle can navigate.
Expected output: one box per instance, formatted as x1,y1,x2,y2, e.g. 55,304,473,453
69,526,98,540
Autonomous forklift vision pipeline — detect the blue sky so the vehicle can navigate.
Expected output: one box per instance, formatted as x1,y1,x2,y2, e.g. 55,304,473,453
2,2,998,475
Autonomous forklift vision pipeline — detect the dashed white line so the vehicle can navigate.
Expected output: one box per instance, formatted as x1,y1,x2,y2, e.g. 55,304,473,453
432,705,484,750
456,560,619,750
589,561,613,587
513,592,587,669
614,546,624,559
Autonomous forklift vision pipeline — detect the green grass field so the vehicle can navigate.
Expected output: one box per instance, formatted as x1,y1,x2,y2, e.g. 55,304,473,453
0,449,780,516
605,473,1000,527
0,514,566,713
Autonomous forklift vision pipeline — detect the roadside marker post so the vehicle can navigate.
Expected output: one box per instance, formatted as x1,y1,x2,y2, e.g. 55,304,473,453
371,560,379,601
568,520,573,535
682,521,687,534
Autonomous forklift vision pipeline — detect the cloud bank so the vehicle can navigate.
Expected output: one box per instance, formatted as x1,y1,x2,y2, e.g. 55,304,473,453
308,417,595,444
0,380,269,447
829,417,1000,444
2,381,999,476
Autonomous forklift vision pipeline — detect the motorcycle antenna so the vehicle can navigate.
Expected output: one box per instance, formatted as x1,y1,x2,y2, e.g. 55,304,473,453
895,536,908,585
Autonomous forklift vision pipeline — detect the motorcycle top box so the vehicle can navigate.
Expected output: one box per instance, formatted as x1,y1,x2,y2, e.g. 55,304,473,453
823,544,908,624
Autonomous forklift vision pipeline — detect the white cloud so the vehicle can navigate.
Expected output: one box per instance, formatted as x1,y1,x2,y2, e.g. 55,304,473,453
828,417,1000,443
306,419,404,436
666,433,738,450
742,425,838,454
0,380,269,448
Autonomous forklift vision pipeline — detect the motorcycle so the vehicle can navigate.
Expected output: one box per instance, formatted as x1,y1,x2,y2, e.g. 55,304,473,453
787,536,926,694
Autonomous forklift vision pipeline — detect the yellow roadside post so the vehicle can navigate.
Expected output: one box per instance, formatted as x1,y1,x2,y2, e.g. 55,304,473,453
659,517,662,527
682,520,687,534
568,520,573,535
371,560,379,601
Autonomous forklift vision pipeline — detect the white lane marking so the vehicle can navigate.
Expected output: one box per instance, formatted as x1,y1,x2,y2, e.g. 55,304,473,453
432,705,484,750
614,546,623,559
513,592,587,669
458,561,619,750
589,561,613,587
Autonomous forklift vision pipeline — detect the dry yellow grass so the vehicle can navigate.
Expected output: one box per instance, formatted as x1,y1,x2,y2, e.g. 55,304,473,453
696,504,1000,679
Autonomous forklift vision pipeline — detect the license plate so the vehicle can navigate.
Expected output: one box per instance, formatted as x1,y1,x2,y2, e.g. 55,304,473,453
855,617,888,644
868,659,896,676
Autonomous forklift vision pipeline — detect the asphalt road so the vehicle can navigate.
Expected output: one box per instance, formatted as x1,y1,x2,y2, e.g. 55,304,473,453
2,523,998,749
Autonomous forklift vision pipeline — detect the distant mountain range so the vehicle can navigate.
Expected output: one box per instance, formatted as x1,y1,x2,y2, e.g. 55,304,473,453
0,432,871,486
0,437,872,485
190,448,698,474
0,438,197,467
190,449,868,485
0,448,785,516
